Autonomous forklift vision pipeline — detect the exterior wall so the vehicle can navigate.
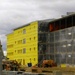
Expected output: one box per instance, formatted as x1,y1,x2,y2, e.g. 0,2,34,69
46,27,75,65
7,33,14,60
47,14,75,65
7,21,38,66
38,22,49,65
38,14,75,66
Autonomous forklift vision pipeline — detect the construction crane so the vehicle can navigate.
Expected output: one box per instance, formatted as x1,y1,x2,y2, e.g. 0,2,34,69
0,40,4,75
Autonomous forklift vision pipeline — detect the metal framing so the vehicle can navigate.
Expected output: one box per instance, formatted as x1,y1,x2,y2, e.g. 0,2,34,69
38,14,75,66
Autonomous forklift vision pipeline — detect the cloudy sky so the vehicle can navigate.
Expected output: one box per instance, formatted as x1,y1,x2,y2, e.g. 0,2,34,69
0,0,75,55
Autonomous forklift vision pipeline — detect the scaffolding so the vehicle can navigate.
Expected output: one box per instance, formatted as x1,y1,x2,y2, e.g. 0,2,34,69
38,14,75,66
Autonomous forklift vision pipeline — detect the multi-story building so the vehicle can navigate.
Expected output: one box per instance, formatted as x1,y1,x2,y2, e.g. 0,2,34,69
37,13,75,66
7,13,75,66
47,13,75,65
7,21,38,66
7,20,50,66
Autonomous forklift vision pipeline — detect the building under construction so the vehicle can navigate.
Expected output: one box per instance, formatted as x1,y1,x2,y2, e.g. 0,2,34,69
7,13,75,66
44,13,75,65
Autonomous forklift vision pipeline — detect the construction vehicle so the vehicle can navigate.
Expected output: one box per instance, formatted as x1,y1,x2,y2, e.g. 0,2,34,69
32,59,57,68
41,60,57,68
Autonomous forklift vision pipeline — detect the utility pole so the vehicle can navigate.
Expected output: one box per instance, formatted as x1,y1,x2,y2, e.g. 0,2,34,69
0,40,4,75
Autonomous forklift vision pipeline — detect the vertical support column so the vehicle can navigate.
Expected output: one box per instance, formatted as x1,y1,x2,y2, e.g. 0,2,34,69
54,22,56,63
72,16,74,65
59,20,61,64
65,18,67,64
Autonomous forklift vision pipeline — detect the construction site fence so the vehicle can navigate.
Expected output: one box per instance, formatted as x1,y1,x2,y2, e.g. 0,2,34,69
2,70,75,75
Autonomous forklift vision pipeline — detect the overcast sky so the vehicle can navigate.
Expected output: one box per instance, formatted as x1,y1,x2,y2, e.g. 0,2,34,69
0,0,75,53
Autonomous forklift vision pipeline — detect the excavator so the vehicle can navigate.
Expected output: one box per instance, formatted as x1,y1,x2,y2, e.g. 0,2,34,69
32,59,57,68
42,60,57,67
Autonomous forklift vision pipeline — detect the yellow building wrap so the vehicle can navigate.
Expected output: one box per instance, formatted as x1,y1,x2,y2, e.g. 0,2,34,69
7,33,14,60
7,21,38,66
